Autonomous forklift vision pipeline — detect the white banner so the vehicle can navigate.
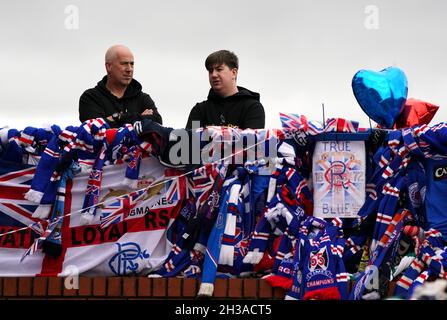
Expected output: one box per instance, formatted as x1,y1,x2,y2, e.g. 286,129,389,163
0,157,180,276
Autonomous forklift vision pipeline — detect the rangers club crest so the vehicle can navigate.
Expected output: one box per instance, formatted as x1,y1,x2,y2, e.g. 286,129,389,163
109,242,150,275
312,140,366,218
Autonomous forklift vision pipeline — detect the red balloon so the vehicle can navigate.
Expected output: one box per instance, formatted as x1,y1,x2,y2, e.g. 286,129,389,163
394,98,439,129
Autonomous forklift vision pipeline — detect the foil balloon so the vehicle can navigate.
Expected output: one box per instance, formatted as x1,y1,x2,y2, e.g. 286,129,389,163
394,98,439,129
352,67,408,128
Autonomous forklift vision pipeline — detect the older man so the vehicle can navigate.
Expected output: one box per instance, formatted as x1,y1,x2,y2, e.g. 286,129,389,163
79,45,162,128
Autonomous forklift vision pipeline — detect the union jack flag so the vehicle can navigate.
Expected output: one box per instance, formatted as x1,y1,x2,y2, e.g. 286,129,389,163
99,189,147,229
189,162,227,207
279,113,322,135
165,175,187,203
0,161,41,229
82,145,106,213
84,170,102,204
20,219,58,261
280,113,366,135
324,118,359,133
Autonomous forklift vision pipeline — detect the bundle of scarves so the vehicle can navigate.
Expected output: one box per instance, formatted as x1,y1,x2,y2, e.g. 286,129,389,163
195,130,314,296
17,119,287,263
22,119,167,222
238,116,446,300
196,162,273,296
150,126,285,282
21,161,81,260
0,126,55,165
239,116,362,299
348,123,447,299
393,228,447,299
284,216,349,300
241,142,349,299
242,145,313,266
18,118,174,259
282,120,447,300
11,115,447,299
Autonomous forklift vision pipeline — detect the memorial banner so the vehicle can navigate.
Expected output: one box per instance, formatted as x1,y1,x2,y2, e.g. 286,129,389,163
312,140,366,218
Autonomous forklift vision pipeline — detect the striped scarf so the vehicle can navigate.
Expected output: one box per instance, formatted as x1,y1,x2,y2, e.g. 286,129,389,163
243,156,311,265
394,229,447,298
21,161,80,260
25,119,109,219
153,163,228,278
285,217,348,300
198,172,242,296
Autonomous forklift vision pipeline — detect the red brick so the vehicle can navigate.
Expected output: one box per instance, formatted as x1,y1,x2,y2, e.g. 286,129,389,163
18,278,32,297
107,277,122,297
213,279,228,298
123,277,136,297
243,278,257,298
78,277,92,296
63,287,78,296
182,278,197,298
228,278,243,298
3,278,18,297
33,277,48,296
152,278,167,297
62,277,79,297
93,277,107,297
258,279,273,299
48,277,62,296
137,277,152,297
167,278,181,297
0,278,3,297
273,287,286,299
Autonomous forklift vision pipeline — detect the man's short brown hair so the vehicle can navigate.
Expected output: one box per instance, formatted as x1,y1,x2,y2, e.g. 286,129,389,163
205,50,239,71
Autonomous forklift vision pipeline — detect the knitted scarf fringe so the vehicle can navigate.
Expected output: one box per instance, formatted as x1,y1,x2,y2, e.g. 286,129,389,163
24,189,44,203
197,283,214,297
31,204,52,219
303,287,341,300
243,251,264,264
263,274,293,290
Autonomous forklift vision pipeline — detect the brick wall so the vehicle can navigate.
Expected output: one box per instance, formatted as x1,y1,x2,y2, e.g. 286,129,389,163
0,277,287,300
0,277,399,299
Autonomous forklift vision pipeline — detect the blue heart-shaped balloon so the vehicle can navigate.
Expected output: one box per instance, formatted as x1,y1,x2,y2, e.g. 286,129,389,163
352,67,408,128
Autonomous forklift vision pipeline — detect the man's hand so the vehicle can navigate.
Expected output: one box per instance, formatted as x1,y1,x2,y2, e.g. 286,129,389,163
141,109,154,116
107,112,122,123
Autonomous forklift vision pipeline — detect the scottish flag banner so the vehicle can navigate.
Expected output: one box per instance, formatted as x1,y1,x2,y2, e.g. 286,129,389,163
0,157,182,276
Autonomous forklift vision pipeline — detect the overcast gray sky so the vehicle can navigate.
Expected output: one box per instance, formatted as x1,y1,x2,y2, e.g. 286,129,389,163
1,0,446,130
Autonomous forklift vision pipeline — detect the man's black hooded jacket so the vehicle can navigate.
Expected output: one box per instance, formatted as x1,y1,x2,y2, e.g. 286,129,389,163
186,86,265,129
79,76,162,128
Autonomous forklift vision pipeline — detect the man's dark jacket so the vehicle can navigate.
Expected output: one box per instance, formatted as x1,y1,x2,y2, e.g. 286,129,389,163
79,76,162,128
185,86,265,129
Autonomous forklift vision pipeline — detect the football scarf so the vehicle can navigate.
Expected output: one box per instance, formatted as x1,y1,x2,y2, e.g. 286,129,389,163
198,173,241,296
285,217,348,300
21,161,81,260
243,156,311,265
394,229,447,298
